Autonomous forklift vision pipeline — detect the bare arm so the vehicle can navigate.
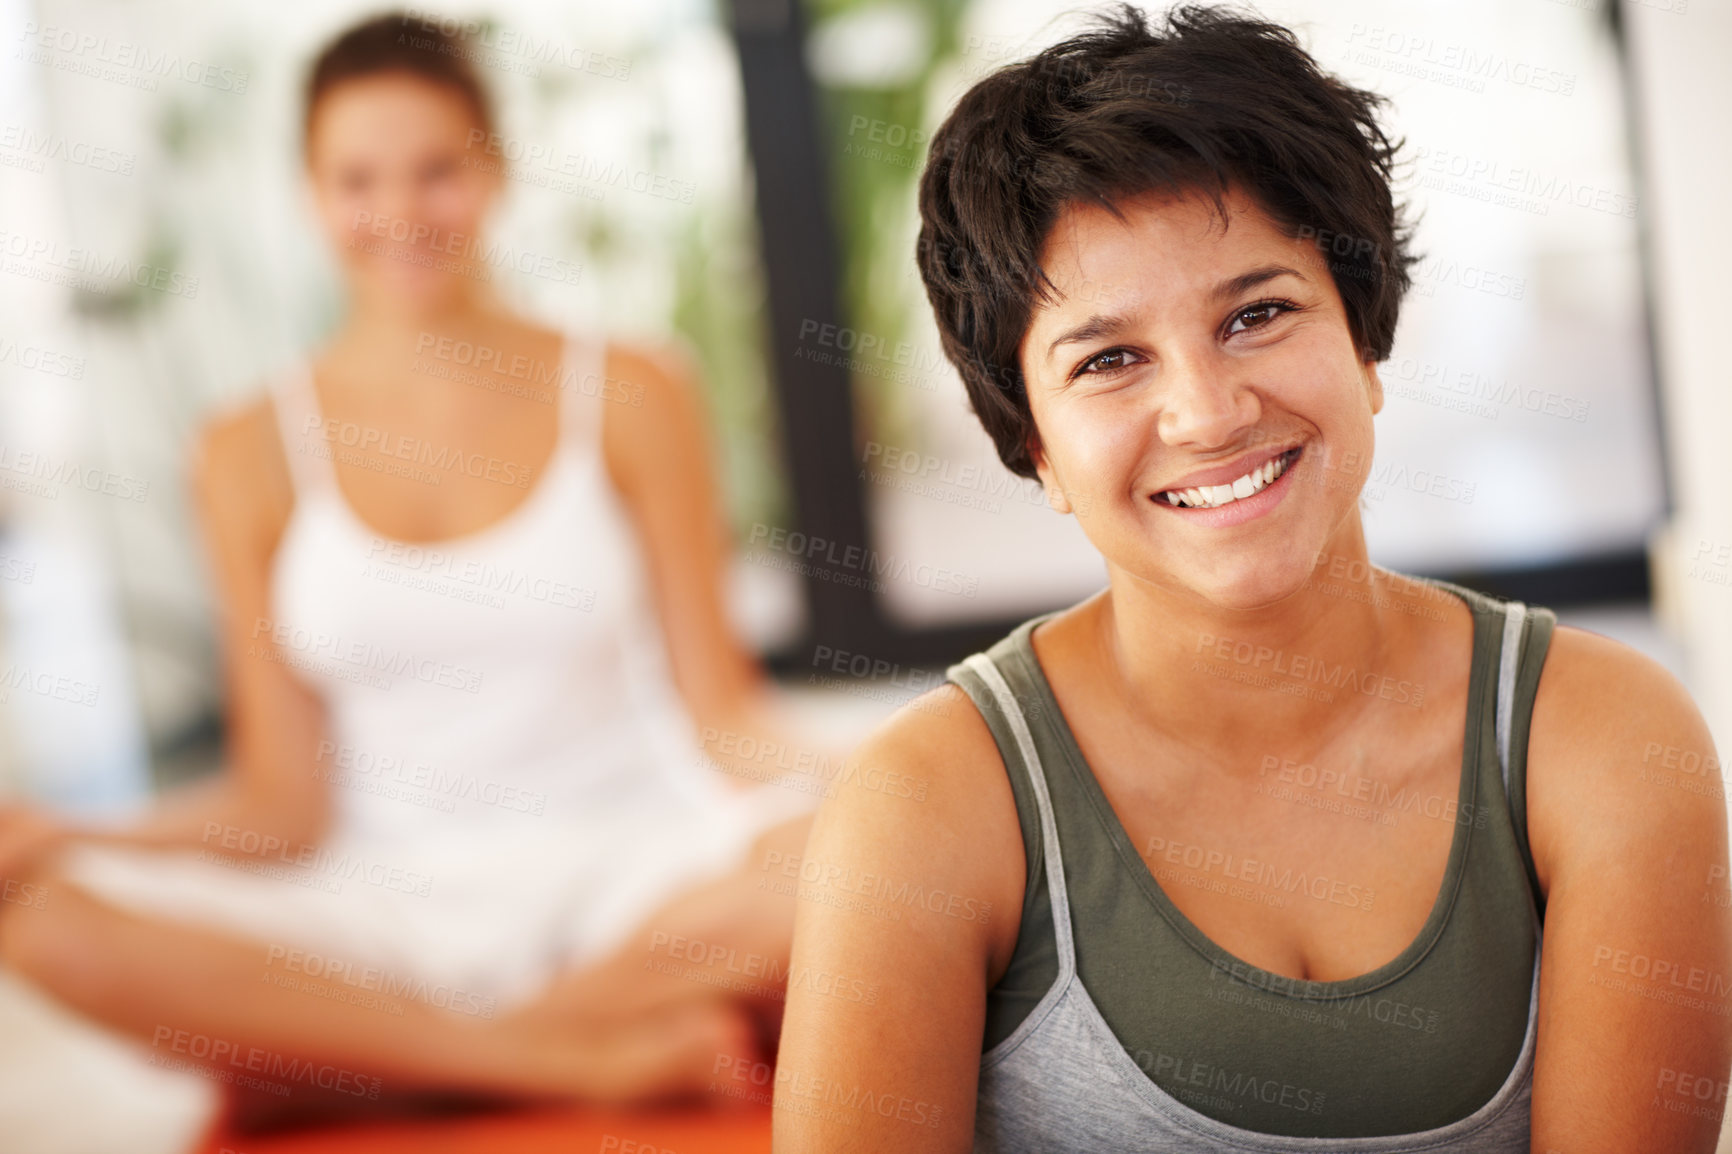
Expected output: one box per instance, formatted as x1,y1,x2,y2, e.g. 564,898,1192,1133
601,342,843,780
10,401,336,866
773,685,1025,1151
1527,626,1732,1152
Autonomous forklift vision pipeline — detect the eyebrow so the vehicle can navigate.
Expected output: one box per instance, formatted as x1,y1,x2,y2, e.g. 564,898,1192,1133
1209,263,1306,306
1043,263,1308,363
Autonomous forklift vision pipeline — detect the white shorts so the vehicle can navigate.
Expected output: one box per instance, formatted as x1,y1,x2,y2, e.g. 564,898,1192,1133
59,779,815,1012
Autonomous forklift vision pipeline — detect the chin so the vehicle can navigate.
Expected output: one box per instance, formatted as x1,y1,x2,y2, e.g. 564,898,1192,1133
1189,555,1315,612
360,266,467,312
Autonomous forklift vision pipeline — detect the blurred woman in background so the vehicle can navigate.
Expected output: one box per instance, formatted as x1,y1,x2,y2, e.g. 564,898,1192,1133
0,12,824,1111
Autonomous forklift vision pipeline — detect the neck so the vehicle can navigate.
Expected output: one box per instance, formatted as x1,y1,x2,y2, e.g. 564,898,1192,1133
337,287,501,359
1093,519,1431,758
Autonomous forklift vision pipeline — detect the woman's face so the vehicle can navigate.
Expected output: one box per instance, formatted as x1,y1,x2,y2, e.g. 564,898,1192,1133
1020,185,1383,611
306,73,500,313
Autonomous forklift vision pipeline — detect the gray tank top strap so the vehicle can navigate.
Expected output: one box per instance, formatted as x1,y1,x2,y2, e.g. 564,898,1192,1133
1494,601,1528,792
1491,596,1556,917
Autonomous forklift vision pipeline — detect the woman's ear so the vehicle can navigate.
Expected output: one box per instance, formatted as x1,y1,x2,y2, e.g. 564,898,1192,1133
1028,432,1074,516
1363,357,1384,416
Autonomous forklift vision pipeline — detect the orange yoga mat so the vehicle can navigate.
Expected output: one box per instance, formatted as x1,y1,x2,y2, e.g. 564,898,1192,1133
197,1104,773,1154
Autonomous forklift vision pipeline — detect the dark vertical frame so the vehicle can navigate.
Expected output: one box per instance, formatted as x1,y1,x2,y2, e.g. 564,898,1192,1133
726,0,879,658
1602,0,1675,521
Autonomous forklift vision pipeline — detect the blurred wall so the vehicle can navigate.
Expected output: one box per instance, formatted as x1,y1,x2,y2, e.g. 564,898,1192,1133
1628,0,1732,753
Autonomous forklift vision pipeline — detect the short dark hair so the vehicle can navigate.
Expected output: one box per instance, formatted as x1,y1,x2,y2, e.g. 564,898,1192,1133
915,4,1419,479
304,12,496,148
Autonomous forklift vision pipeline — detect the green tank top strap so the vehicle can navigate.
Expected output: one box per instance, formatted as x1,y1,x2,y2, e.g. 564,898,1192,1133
1503,596,1556,919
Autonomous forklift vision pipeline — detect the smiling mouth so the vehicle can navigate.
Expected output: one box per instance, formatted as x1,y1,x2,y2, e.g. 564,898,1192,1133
1156,447,1302,510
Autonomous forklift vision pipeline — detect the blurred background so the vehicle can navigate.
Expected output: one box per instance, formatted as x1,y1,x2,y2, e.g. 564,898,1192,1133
0,0,1727,1148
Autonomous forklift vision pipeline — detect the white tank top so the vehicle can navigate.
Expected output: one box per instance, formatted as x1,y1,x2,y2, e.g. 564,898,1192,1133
265,331,714,849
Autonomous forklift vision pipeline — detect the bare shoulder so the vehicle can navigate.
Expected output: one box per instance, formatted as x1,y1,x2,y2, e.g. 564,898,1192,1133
1520,629,1728,1148
195,392,277,467
597,336,700,436
1526,623,1724,889
832,682,1014,817
811,680,1028,973
1529,624,1712,776
779,679,1027,1150
191,392,293,555
602,337,703,424
604,336,699,389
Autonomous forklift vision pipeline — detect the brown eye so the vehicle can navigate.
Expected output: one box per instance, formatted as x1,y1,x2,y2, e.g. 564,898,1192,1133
1078,347,1139,377
1226,299,1298,336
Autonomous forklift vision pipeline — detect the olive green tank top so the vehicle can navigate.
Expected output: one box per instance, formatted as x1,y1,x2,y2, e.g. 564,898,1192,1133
948,580,1554,1139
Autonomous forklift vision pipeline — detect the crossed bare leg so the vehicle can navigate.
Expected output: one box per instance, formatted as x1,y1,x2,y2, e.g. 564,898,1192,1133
0,814,812,1114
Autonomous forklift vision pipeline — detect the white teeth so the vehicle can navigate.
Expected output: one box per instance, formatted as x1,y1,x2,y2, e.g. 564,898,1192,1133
1162,450,1293,510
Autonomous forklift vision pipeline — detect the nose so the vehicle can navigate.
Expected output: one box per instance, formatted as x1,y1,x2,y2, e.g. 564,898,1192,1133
1154,346,1262,450
375,176,421,239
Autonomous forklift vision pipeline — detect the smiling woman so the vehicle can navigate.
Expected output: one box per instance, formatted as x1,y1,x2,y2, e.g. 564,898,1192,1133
774,6,1730,1154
